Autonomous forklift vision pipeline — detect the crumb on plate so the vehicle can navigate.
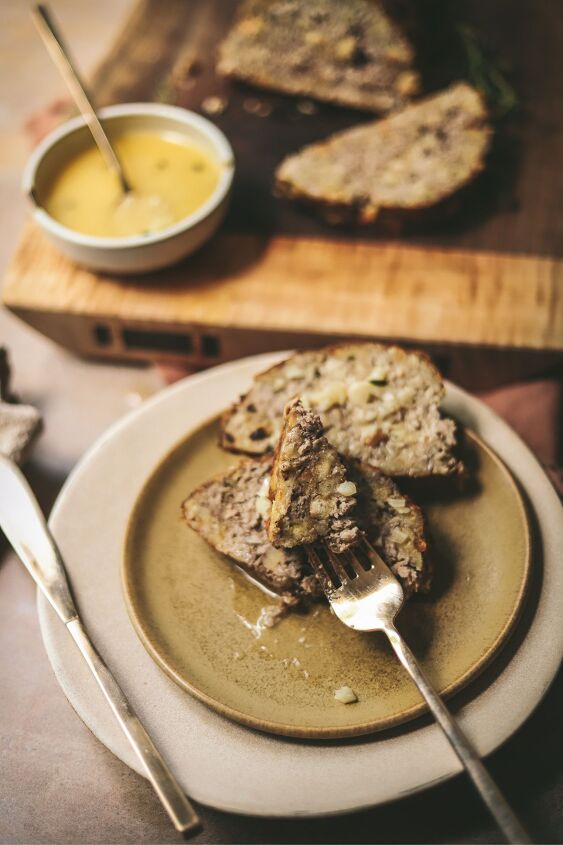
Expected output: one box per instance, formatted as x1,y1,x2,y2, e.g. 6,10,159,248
334,685,358,704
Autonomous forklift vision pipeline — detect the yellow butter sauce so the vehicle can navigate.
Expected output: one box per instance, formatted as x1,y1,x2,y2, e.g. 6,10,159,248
42,130,221,238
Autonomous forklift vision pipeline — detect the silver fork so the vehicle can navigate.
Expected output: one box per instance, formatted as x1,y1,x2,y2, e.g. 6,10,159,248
306,537,531,845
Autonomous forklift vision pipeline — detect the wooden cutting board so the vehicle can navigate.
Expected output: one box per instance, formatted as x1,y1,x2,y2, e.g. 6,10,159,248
2,0,562,389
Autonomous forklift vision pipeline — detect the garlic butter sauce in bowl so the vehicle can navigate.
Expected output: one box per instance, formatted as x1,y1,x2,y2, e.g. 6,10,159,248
23,103,235,274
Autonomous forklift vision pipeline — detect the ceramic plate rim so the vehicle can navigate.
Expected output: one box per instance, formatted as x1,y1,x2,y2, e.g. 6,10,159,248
121,423,532,739
37,351,563,818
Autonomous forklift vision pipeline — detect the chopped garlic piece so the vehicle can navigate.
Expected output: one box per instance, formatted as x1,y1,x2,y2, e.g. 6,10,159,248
388,496,406,510
381,398,399,418
348,381,373,405
258,475,271,498
309,381,347,412
309,497,326,516
361,407,381,423
255,495,271,519
397,386,415,403
361,424,379,443
323,357,342,374
336,481,357,497
285,365,305,380
368,366,388,383
261,546,288,572
334,686,358,704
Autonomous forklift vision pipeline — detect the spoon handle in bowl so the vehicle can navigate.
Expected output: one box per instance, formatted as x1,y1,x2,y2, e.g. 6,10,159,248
31,3,131,193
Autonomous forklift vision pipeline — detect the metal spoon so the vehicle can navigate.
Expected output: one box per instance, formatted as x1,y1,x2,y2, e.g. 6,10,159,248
32,3,173,235
32,3,131,194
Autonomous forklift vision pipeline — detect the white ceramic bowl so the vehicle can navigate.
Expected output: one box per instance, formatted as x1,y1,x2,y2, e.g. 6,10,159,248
22,103,235,274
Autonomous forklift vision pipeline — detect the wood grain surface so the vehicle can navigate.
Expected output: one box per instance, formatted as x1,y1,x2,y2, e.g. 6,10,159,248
2,0,562,378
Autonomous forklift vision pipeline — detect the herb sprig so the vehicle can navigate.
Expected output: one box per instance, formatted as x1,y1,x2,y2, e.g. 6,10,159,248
455,22,518,118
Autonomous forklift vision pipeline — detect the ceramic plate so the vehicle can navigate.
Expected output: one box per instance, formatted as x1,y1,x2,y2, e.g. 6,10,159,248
123,422,530,739
38,352,563,817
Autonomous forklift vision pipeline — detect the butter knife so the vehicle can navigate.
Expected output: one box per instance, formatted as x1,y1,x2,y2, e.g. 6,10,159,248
0,455,200,835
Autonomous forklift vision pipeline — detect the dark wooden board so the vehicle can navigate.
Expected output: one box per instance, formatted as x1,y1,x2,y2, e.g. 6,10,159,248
93,0,563,258
2,0,562,389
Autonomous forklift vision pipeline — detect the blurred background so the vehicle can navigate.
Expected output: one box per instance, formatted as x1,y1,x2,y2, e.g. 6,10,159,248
1,0,162,482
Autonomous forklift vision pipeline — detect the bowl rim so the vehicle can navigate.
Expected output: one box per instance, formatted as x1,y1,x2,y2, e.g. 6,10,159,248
22,102,235,250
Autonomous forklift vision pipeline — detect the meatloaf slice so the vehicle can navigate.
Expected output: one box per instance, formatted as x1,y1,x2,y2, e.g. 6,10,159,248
268,399,360,553
217,0,420,114
183,457,431,603
182,457,322,605
221,342,461,478
275,82,490,225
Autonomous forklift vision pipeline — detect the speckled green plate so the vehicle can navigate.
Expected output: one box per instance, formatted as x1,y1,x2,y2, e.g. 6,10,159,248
122,417,530,740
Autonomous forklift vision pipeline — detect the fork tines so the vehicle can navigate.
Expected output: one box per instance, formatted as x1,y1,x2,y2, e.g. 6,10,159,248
306,535,375,591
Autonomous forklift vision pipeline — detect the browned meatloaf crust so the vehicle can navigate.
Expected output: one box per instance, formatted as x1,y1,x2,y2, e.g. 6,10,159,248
268,399,360,553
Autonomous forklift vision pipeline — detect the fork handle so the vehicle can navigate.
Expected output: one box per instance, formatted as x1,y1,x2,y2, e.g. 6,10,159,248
384,625,531,844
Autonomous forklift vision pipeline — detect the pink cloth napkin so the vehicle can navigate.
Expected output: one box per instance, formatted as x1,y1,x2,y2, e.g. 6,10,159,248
478,377,562,494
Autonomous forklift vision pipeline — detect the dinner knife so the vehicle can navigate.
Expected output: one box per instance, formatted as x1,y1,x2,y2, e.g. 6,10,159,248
0,455,201,835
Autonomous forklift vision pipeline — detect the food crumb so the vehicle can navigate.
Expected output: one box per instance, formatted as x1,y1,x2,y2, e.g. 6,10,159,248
243,97,273,118
125,391,143,408
173,55,203,82
258,604,286,629
296,99,318,116
334,686,358,704
201,95,228,116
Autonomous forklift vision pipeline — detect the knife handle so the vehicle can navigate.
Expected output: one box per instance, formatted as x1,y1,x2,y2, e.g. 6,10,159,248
67,618,200,834
0,456,200,834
